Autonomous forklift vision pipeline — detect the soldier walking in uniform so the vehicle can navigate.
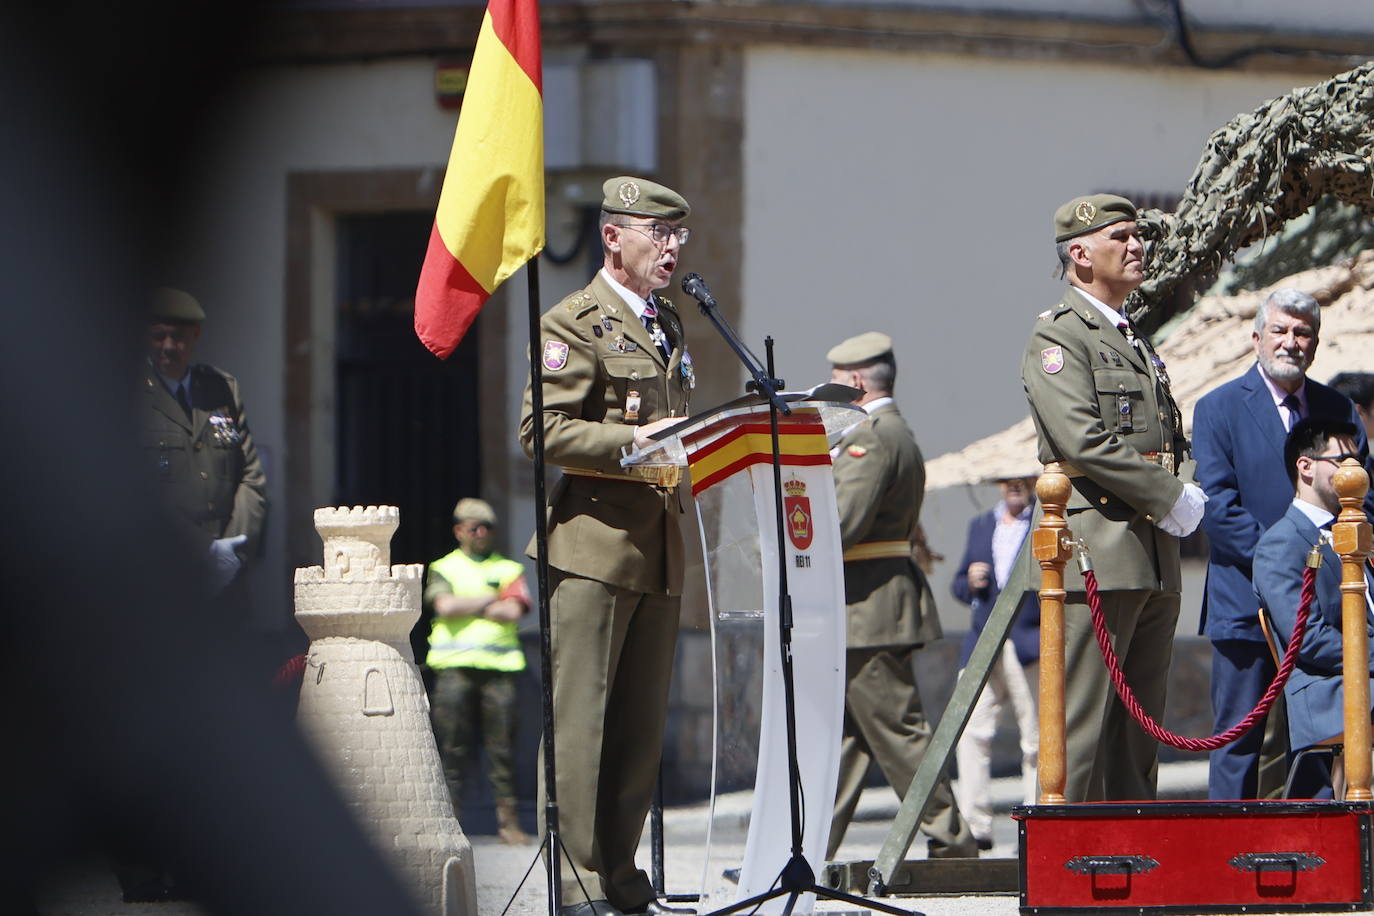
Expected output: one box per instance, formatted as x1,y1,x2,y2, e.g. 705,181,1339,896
143,287,266,597
1021,195,1206,803
520,177,697,916
425,497,532,844
824,332,977,860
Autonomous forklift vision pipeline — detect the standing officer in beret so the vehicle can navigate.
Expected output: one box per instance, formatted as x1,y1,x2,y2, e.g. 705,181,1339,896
1021,195,1206,802
126,288,267,901
143,288,267,598
824,332,976,860
520,177,696,916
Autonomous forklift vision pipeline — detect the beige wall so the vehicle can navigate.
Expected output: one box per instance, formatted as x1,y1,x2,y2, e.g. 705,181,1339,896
738,47,1311,631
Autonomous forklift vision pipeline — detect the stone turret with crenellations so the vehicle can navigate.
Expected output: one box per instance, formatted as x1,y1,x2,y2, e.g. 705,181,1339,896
295,505,477,916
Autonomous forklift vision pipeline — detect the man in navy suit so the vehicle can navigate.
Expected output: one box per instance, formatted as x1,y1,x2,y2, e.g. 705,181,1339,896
1193,289,1369,800
951,475,1041,850
1253,417,1374,780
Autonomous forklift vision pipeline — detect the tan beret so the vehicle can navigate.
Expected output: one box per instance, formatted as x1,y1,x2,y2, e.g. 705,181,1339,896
601,176,690,221
1054,194,1138,242
827,331,893,366
150,287,206,324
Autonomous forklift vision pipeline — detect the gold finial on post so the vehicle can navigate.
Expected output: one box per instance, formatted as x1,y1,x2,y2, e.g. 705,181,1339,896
1333,458,1372,801
1034,462,1073,804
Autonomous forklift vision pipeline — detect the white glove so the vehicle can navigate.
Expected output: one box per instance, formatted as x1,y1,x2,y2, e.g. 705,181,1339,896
208,534,248,593
1157,484,1207,537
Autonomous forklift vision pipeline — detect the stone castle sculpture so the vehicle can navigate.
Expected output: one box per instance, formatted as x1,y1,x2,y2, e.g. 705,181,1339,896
295,505,477,916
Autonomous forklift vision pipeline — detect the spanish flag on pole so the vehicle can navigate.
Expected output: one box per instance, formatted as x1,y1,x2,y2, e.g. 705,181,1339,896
414,0,544,359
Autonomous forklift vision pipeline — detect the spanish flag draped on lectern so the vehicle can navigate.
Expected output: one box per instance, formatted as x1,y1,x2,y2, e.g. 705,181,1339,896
414,0,544,359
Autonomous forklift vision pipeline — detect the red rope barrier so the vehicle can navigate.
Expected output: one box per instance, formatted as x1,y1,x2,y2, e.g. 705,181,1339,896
1083,564,1316,752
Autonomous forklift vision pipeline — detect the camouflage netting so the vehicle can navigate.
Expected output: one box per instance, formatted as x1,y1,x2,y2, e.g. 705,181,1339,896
1130,61,1374,333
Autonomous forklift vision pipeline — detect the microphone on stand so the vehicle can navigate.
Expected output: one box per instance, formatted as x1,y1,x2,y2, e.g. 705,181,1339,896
681,272,717,310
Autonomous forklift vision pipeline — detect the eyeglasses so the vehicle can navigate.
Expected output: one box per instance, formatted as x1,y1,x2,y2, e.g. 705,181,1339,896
618,222,690,246
1311,453,1360,465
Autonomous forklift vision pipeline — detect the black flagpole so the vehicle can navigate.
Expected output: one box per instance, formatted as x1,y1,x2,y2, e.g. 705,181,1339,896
526,254,563,916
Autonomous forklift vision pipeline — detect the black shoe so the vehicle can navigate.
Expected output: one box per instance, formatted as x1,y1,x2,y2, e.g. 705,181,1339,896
975,836,995,852
560,901,624,916
627,901,696,916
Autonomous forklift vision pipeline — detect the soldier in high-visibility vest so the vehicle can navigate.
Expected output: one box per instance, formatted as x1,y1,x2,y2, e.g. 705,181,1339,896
425,497,532,845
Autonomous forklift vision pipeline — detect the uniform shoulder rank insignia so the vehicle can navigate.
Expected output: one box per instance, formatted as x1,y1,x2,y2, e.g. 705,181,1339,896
1041,346,1065,374
543,340,570,370
846,445,868,458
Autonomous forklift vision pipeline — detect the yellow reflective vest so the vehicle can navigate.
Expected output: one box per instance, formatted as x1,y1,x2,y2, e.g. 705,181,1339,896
425,548,527,672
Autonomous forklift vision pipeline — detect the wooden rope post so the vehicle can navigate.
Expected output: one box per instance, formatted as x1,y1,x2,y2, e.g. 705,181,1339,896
1033,463,1073,804
1334,458,1373,802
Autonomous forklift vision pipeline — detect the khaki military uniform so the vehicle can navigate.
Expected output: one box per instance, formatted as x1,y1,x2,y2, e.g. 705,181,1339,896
826,402,974,859
1021,287,1189,802
519,271,692,911
141,362,267,568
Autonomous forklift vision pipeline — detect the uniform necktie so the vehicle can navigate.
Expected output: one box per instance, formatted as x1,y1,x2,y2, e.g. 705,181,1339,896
642,302,670,361
175,382,193,420
1280,393,1302,432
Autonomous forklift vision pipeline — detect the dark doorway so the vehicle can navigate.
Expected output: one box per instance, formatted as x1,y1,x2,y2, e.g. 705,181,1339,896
334,211,481,635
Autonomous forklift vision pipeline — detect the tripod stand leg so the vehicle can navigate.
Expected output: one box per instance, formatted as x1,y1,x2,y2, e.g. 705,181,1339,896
809,884,922,916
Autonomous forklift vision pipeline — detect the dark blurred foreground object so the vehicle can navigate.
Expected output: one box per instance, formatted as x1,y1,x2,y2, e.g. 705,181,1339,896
0,4,424,915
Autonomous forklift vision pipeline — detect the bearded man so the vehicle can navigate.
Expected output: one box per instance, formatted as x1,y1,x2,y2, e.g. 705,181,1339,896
1192,288,1372,800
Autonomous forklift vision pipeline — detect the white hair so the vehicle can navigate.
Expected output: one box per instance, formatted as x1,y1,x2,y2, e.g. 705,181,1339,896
1255,288,1321,334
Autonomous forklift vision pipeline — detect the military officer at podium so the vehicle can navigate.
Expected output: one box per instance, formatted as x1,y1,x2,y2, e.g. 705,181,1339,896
824,331,977,860
1021,195,1206,803
520,177,695,916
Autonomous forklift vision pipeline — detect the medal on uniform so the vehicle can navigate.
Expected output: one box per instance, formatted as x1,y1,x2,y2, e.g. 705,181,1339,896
1117,386,1134,432
625,389,641,421
681,350,696,388
1151,352,1171,387
611,336,638,353
601,317,614,332
648,319,667,352
208,411,243,446
592,324,603,338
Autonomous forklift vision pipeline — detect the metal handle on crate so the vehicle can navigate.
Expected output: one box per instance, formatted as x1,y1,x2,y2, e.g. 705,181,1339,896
1064,855,1160,875
1229,852,1326,872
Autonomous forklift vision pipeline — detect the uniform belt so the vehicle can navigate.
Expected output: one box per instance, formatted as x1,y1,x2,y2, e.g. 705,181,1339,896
1059,451,1176,478
562,465,683,490
842,540,911,562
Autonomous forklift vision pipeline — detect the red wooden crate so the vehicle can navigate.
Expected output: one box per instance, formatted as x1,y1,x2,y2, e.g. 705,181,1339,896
1015,801,1374,913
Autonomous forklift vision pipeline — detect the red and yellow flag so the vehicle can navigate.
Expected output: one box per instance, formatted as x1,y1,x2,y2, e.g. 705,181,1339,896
415,0,544,359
